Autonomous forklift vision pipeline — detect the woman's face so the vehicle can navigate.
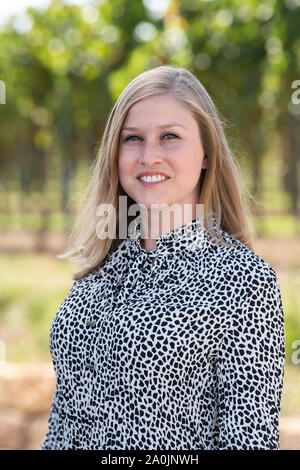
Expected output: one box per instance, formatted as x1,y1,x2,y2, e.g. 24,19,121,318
118,93,208,215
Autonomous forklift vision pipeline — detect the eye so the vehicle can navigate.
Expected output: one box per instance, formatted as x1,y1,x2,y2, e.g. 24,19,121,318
124,133,179,142
163,133,178,140
124,135,140,141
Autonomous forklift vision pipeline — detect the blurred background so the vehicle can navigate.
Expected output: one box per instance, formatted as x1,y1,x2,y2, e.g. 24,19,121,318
0,0,299,450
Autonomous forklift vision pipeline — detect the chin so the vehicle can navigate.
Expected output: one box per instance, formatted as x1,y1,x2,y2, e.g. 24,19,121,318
139,202,173,212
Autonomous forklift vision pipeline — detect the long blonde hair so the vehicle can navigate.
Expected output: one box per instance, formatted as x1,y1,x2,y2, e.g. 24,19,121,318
58,65,255,280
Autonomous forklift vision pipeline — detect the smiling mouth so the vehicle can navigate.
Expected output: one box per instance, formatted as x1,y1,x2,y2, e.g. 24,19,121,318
137,177,170,187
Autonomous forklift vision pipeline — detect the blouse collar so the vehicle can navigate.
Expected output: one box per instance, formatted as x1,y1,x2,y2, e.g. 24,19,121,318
127,211,220,254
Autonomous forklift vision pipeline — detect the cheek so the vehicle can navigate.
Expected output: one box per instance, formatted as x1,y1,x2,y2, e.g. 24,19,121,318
118,151,131,175
119,147,137,164
118,152,137,191
170,154,202,187
171,143,200,167
171,154,200,174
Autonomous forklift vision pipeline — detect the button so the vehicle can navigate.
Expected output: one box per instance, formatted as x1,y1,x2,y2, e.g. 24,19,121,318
86,320,96,327
85,362,96,371
132,282,137,290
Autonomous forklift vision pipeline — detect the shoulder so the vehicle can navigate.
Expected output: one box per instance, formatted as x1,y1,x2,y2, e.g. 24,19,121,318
67,272,102,294
205,227,278,286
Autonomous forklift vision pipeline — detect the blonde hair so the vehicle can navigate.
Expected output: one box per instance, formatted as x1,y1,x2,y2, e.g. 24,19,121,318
58,65,255,280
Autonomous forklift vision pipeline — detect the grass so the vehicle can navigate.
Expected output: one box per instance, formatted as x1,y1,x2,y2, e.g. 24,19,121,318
0,253,76,363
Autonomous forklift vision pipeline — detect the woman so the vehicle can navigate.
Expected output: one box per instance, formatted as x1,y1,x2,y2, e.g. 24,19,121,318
40,65,286,450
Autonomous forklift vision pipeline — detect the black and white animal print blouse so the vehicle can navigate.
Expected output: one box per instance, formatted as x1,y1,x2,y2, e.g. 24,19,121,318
40,212,286,450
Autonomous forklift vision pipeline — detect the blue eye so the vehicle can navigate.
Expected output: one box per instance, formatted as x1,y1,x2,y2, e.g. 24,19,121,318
124,133,178,142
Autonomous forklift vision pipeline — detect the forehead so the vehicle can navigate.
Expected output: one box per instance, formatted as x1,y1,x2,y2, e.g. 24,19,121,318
122,95,192,127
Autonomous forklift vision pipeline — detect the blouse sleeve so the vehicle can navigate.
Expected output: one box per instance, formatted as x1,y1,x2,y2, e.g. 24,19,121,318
216,264,286,450
40,280,79,450
40,385,60,450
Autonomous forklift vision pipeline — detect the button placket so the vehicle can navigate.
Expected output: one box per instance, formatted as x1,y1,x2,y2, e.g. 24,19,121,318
85,292,108,329
115,251,148,298
84,293,110,372
112,273,128,300
90,310,117,381
131,281,138,291
87,313,113,376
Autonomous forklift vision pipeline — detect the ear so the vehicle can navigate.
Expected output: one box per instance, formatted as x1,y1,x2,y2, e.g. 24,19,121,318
202,154,208,169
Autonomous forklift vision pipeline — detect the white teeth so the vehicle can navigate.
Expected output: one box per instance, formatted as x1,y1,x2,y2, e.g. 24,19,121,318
140,175,168,182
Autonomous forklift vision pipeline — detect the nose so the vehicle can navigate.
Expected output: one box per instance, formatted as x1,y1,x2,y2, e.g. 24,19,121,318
138,139,164,165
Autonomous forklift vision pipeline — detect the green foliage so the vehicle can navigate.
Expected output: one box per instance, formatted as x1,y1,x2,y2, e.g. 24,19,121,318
252,214,300,237
0,0,299,216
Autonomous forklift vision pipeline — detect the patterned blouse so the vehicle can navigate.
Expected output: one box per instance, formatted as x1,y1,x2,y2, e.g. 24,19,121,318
40,212,286,450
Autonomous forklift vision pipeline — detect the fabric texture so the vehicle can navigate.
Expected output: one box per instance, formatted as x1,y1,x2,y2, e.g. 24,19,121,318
40,212,286,450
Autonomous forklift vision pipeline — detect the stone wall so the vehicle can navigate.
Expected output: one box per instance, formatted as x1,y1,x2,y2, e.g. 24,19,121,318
0,362,55,450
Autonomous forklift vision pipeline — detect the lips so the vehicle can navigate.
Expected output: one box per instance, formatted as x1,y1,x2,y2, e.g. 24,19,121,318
137,174,170,187
137,170,169,178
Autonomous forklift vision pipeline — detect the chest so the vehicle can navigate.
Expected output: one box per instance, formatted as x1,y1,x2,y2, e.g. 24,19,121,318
50,275,231,387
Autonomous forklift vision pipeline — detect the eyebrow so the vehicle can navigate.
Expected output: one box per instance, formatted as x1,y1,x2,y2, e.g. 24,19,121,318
120,122,187,132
